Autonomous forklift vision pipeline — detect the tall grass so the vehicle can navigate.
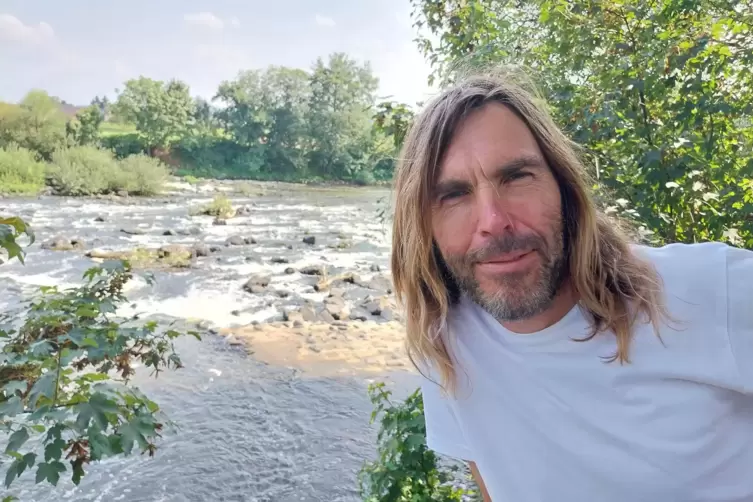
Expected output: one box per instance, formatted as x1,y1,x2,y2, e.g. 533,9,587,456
0,145,46,195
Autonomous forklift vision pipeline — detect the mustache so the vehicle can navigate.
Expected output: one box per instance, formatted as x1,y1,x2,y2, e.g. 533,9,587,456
465,234,546,264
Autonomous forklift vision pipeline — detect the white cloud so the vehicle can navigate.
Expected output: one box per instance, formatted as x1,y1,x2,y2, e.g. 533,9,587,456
314,14,336,27
184,12,226,31
0,14,55,45
229,17,241,28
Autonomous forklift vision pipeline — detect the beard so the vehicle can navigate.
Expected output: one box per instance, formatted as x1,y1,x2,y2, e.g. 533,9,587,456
441,223,567,322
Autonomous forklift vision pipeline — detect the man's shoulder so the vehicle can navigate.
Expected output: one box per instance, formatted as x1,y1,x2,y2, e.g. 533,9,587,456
631,241,752,300
631,241,732,276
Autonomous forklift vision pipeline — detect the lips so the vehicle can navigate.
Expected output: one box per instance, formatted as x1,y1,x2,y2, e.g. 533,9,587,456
478,250,532,265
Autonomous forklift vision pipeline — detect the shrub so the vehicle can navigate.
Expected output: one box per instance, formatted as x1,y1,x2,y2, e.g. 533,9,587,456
352,170,376,186
46,146,121,196
100,132,148,159
190,194,235,218
359,383,475,501
0,145,46,195
118,154,169,196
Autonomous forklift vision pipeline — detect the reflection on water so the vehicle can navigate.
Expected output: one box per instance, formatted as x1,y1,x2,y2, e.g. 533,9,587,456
1,184,421,502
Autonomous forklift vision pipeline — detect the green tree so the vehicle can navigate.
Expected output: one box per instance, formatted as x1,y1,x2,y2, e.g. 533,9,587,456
306,53,380,179
114,77,195,152
214,70,269,148
0,91,67,160
66,105,103,146
260,67,311,176
411,0,753,246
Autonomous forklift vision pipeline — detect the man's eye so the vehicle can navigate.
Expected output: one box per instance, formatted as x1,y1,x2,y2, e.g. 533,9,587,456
507,171,533,183
440,190,466,202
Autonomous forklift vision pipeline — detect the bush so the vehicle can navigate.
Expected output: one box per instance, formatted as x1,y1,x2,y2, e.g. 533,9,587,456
118,154,169,196
190,194,235,219
0,145,46,195
100,132,148,159
359,383,476,501
352,170,376,186
46,146,121,196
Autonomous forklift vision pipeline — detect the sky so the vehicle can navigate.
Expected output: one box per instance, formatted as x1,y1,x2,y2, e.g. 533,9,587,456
0,0,436,107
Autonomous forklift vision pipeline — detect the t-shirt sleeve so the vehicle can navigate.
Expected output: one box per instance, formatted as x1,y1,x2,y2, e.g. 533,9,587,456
725,244,753,393
420,376,474,461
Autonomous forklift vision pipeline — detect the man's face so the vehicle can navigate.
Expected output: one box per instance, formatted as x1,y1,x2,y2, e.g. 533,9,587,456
431,102,566,321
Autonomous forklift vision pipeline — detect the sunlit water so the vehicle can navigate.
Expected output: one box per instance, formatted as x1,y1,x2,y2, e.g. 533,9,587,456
0,183,422,502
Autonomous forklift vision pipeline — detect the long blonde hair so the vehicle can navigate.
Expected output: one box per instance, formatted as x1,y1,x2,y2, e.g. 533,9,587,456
391,69,669,393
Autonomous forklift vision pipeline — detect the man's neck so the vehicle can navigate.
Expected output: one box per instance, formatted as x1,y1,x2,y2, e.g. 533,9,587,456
500,280,578,334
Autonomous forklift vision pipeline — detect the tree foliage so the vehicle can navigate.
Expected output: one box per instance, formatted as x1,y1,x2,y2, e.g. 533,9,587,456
113,77,195,151
411,0,753,246
0,91,68,161
66,105,103,147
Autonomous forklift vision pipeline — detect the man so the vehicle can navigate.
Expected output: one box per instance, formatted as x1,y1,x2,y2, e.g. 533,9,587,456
390,70,753,501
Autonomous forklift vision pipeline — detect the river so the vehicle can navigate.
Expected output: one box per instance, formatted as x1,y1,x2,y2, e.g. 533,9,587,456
0,179,423,502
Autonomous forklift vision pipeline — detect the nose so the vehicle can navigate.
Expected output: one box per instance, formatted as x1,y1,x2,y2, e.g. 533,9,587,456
476,185,513,237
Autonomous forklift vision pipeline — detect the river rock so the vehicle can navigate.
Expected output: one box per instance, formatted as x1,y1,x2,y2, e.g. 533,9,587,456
366,275,392,293
209,245,222,253
192,244,211,257
42,236,85,251
94,215,106,222
302,236,316,245
370,263,381,272
348,307,370,322
121,228,146,235
270,257,288,264
243,275,270,294
300,264,325,276
299,306,318,322
284,267,295,274
212,218,227,226
324,296,350,320
163,229,176,236
235,206,252,216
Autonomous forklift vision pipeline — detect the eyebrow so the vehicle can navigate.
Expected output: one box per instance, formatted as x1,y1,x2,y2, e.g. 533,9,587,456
433,155,546,198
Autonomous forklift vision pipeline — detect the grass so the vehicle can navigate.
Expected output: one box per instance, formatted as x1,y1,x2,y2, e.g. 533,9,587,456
99,122,137,138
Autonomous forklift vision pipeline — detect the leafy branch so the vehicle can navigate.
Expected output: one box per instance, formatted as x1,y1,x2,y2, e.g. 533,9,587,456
0,258,200,491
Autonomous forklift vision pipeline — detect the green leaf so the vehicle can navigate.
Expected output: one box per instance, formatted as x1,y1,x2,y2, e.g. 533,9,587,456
88,427,113,460
4,459,23,488
44,438,67,462
75,391,119,432
2,380,28,396
35,461,66,486
5,428,29,454
0,396,23,418
28,371,56,407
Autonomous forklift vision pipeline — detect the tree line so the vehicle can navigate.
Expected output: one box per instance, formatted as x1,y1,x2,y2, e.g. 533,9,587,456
0,52,404,196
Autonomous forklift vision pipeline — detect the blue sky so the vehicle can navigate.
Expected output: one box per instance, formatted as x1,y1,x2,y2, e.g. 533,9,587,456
0,0,435,106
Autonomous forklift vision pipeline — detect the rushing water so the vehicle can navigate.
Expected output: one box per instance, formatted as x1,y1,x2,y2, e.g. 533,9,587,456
0,181,421,502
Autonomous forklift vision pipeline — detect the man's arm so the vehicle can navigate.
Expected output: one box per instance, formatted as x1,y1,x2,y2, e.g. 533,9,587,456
469,462,492,501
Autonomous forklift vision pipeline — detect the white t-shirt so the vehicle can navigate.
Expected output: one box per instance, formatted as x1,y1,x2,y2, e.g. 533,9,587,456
421,242,753,502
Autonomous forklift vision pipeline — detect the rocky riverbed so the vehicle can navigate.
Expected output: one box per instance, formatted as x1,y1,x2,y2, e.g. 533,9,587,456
11,178,410,379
